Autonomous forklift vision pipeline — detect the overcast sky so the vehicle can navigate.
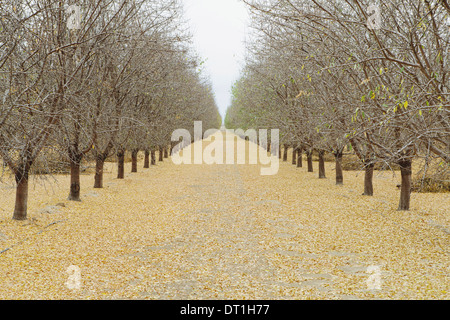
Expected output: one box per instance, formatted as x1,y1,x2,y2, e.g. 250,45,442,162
182,0,249,120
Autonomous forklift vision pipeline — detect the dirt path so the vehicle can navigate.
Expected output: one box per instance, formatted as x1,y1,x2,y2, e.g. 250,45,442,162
0,133,448,299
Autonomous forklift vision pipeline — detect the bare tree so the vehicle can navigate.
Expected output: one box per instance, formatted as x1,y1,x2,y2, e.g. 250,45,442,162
229,0,449,210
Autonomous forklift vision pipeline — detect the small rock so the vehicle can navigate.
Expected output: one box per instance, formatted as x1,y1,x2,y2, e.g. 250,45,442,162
40,205,61,214
84,192,99,197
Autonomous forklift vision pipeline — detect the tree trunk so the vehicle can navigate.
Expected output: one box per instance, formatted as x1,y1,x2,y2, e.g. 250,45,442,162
170,142,175,156
68,157,82,201
94,156,105,188
13,170,29,220
335,152,344,185
144,150,150,168
164,147,168,158
131,149,138,173
159,146,164,162
283,144,288,162
398,159,412,211
117,148,125,179
151,150,156,165
318,150,326,178
297,148,303,168
307,150,313,172
363,163,374,196
292,148,297,165
267,141,271,153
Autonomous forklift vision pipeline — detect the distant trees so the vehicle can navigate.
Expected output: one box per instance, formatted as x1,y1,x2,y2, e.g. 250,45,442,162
227,0,449,210
0,0,221,220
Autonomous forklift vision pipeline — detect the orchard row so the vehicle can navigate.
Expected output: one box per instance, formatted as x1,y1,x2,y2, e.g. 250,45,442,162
226,0,449,210
0,1,221,220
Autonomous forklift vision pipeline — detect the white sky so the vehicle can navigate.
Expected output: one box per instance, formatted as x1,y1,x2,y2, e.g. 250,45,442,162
182,0,249,120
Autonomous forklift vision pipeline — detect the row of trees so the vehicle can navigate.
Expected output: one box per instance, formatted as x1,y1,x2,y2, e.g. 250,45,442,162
0,0,221,220
225,0,449,210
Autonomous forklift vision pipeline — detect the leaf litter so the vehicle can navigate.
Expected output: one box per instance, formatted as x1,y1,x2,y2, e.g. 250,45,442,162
0,136,448,299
